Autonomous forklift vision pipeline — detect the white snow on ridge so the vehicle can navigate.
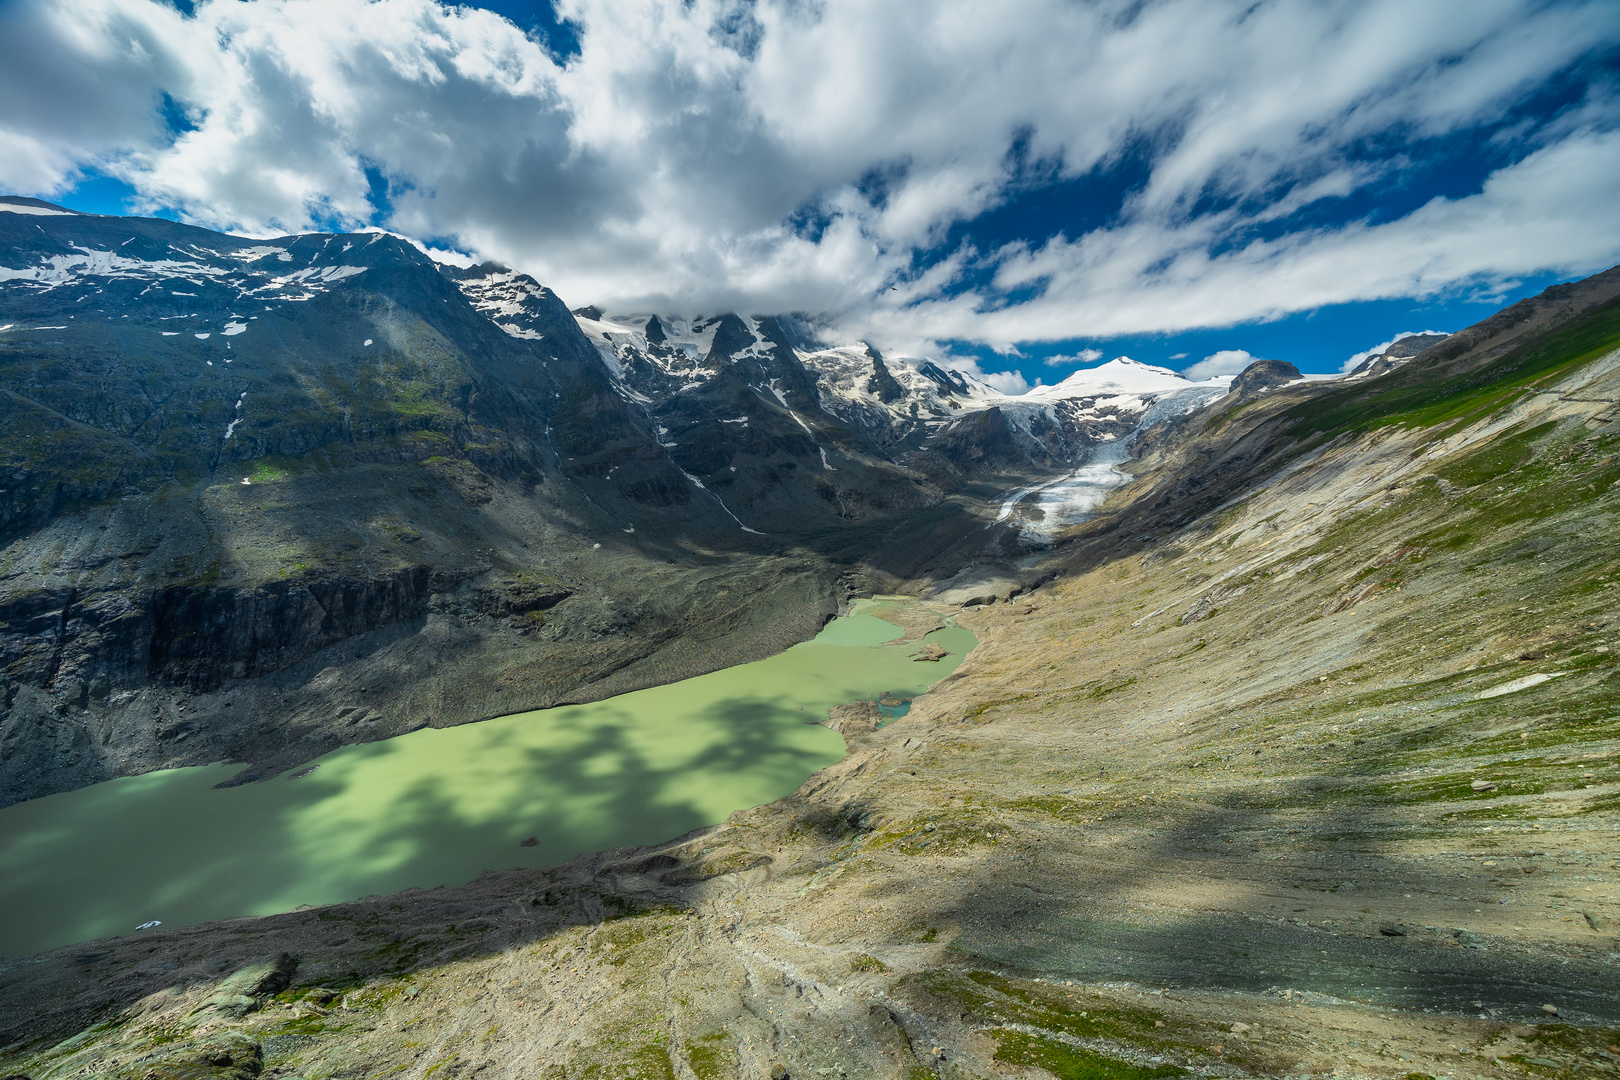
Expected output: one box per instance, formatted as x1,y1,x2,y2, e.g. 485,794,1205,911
1022,357,1192,399
448,267,577,348
272,265,367,286
234,245,294,263
0,242,367,303
0,203,78,217
574,312,726,380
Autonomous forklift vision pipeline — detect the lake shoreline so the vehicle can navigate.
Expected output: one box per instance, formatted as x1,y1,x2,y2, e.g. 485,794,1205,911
0,599,974,958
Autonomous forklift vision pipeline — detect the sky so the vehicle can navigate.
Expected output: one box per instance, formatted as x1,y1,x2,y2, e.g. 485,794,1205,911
2,0,1619,393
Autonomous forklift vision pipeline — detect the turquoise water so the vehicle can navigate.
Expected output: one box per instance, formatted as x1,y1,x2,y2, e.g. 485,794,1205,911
0,609,974,957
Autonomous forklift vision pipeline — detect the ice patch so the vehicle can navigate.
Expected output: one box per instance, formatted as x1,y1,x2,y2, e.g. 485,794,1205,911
495,322,544,340
363,338,372,346
820,447,836,471
222,321,247,336
161,331,179,336
223,394,246,441
1475,673,1566,699
32,325,67,330
272,265,367,286
194,332,211,339
234,245,293,263
0,246,354,302
680,468,764,534
766,381,816,434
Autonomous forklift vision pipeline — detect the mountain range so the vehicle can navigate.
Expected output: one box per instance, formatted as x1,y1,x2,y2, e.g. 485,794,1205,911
0,194,1247,807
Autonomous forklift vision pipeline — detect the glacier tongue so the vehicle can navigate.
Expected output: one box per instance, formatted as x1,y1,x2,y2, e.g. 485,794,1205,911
1006,438,1135,543
994,382,1230,544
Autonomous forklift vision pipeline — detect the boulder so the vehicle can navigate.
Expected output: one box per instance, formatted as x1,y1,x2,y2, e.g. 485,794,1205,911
819,700,882,738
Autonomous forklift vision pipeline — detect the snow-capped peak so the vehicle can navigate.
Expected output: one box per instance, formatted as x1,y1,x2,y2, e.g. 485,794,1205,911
1021,356,1191,400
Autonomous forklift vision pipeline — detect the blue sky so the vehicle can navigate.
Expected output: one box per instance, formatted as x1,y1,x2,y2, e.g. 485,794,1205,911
6,0,1620,391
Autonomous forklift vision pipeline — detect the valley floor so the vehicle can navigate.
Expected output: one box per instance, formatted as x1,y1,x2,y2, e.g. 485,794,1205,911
4,349,1619,1080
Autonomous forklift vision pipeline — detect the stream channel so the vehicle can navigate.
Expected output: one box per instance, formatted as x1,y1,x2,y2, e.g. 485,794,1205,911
0,601,974,957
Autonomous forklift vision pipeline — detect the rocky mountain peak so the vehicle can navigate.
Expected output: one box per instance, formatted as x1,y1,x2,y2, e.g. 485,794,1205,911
1227,357,1302,397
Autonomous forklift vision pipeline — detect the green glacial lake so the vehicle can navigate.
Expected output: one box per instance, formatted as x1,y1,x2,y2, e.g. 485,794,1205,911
0,603,973,957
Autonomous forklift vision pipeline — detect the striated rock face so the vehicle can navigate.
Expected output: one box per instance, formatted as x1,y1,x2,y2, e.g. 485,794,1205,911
146,566,454,689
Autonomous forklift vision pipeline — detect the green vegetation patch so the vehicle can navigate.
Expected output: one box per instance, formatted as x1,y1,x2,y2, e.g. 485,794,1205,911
992,1031,1187,1080
248,456,299,483
684,1034,733,1080
1499,1024,1620,1078
910,970,1204,1054
873,811,1014,856
1434,422,1558,488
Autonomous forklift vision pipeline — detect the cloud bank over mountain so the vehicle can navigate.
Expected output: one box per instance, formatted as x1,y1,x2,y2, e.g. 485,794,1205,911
3,0,1618,358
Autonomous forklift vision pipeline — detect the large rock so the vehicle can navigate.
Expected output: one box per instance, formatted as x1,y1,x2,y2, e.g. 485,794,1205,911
1228,359,1302,398
819,699,882,738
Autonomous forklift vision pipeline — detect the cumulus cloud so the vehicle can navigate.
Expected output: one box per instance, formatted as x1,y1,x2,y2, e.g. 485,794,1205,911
1181,349,1261,381
977,369,1033,395
1044,349,1104,367
2,0,1618,351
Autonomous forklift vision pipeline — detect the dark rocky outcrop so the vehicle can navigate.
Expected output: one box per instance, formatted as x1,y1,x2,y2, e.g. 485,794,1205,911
1228,358,1302,397
866,346,906,403
146,567,453,690
1347,333,1451,378
929,407,1027,471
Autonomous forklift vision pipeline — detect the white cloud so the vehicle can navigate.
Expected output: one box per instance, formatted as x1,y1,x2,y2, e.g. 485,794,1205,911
1181,349,1261,380
3,0,1618,350
1168,352,1188,360
1045,348,1103,367
976,368,1032,396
